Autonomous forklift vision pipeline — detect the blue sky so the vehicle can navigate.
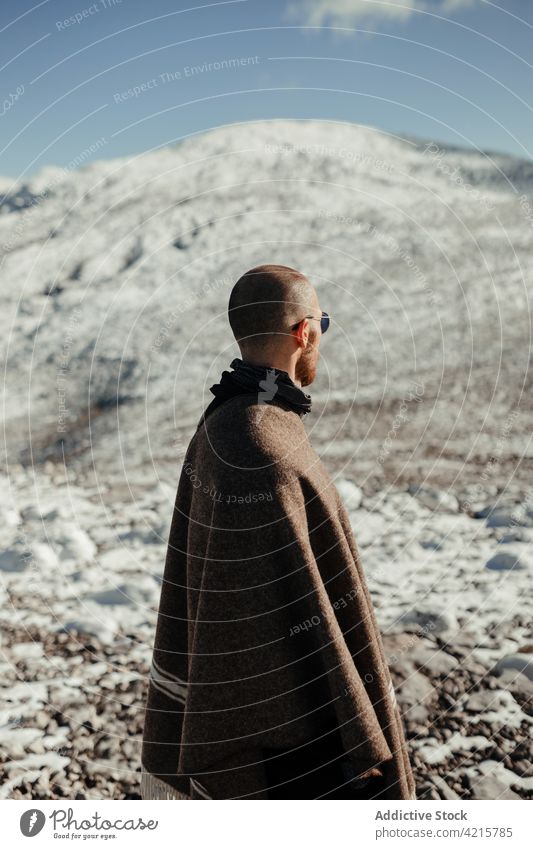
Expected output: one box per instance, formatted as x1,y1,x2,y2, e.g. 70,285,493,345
1,0,532,180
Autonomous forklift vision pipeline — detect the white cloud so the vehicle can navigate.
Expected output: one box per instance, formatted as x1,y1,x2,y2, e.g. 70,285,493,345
285,0,478,28
439,0,477,9
439,0,477,10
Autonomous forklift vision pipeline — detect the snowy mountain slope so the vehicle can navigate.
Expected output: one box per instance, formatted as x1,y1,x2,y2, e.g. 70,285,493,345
1,122,533,802
1,120,531,491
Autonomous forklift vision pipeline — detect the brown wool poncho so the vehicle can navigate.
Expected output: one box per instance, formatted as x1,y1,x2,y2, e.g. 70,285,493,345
141,393,416,800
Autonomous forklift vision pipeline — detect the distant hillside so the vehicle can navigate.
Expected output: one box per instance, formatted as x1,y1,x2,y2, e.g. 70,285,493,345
1,119,531,491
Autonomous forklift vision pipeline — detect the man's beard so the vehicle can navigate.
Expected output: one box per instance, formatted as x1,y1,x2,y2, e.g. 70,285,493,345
295,331,319,387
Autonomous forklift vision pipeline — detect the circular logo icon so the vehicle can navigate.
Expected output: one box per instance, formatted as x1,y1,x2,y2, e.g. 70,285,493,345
20,809,46,837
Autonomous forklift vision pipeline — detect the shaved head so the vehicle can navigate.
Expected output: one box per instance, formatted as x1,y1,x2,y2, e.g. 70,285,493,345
227,264,324,386
228,264,317,352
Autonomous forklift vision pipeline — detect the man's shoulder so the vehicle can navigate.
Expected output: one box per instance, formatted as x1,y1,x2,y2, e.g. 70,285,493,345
205,393,303,426
199,395,308,453
177,396,346,522
174,397,314,498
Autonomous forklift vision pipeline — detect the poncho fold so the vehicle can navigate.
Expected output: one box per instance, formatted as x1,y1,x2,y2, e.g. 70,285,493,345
141,391,416,800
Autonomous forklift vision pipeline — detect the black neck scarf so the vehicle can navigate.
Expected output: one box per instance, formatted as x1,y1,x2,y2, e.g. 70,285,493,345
197,358,312,430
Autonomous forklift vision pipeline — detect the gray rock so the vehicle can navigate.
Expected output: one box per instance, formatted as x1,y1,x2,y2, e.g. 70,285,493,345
410,644,459,677
473,502,524,522
485,551,526,571
395,669,435,706
431,775,461,800
494,667,533,698
469,774,521,800
0,549,31,572
383,631,424,660
463,690,500,712
458,656,490,677
497,529,529,543
86,586,133,606
398,608,457,634
408,485,459,513
492,653,533,682
485,507,525,528
419,538,443,551
404,703,429,724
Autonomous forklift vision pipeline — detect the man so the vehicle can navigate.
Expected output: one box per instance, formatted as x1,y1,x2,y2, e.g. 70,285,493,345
141,264,416,800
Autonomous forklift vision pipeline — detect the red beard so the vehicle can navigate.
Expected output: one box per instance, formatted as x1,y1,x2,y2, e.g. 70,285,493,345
295,329,319,387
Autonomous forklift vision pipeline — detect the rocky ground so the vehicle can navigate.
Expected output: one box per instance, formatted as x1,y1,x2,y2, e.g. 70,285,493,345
0,627,145,800
1,465,531,801
386,630,533,801
2,625,531,801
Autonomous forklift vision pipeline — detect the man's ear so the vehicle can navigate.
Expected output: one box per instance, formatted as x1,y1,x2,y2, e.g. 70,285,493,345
293,319,309,349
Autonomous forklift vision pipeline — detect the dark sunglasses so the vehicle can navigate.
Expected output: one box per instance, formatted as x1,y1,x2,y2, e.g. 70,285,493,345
291,311,330,334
